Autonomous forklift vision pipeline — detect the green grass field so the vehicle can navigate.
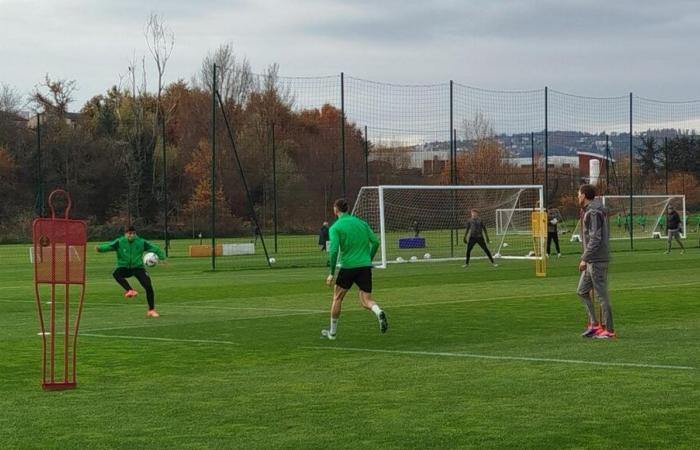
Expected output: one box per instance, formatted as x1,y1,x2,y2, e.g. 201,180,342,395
1,236,699,449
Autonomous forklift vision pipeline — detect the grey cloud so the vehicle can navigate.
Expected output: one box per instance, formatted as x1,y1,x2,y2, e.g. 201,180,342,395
293,0,700,43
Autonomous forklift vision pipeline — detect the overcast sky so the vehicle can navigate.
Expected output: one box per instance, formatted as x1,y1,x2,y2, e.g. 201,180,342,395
2,0,700,109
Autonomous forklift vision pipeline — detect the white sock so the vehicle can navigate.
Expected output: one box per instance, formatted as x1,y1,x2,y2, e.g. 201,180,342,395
371,304,382,317
330,318,338,335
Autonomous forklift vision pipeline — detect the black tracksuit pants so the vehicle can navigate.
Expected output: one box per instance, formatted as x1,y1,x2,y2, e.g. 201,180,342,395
466,237,494,264
113,267,155,310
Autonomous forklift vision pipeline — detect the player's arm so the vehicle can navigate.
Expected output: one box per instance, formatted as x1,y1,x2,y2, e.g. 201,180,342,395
143,240,166,260
463,221,471,243
581,211,603,262
95,239,119,253
367,224,380,260
483,223,490,243
327,227,340,276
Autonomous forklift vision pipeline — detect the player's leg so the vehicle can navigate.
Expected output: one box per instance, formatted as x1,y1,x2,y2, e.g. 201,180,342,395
322,270,351,339
577,265,600,336
553,232,561,255
666,230,673,253
112,268,137,297
476,238,496,265
590,262,615,338
546,233,552,255
133,269,157,316
356,268,387,333
674,230,685,251
464,238,477,266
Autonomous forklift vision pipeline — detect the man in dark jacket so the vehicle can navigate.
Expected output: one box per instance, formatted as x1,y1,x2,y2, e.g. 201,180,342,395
96,225,166,317
319,221,330,251
576,184,615,339
546,208,561,257
665,205,685,254
463,209,497,268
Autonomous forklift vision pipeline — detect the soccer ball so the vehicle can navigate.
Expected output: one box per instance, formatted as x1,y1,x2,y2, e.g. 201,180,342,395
396,256,405,263
268,257,276,264
143,252,159,267
502,242,509,247
423,253,431,259
410,256,418,262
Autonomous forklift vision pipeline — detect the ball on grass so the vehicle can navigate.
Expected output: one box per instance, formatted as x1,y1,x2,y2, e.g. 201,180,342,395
268,257,276,264
410,256,418,262
423,253,431,259
502,242,509,247
396,256,405,263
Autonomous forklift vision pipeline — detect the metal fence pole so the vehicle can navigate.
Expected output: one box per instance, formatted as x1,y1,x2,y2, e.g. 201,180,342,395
364,125,369,186
272,121,278,253
162,109,169,256
544,87,549,208
340,72,346,198
664,137,668,195
449,81,454,258
629,92,634,250
530,131,535,184
211,64,217,270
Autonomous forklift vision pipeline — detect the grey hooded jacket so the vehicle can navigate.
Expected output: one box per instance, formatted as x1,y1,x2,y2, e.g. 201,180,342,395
581,199,610,263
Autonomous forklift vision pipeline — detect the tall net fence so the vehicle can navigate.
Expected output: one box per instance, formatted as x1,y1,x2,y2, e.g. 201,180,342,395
2,73,700,268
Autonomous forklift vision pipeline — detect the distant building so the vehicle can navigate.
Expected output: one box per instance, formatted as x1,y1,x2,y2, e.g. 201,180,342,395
26,112,81,129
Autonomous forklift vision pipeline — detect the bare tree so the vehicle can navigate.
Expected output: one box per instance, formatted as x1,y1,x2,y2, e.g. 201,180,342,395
32,75,77,116
145,12,174,105
463,112,495,142
197,42,254,105
0,83,23,114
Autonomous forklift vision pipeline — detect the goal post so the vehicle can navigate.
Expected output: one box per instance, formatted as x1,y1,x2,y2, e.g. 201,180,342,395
352,185,545,274
601,195,686,240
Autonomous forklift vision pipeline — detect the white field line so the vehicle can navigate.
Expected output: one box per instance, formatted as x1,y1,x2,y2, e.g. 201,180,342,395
80,333,239,346
304,346,696,371
79,311,323,333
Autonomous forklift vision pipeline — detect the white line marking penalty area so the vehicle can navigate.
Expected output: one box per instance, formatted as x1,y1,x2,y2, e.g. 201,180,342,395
304,346,695,371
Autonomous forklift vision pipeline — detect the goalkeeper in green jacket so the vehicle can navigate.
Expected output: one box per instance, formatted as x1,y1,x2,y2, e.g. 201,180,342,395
96,225,166,317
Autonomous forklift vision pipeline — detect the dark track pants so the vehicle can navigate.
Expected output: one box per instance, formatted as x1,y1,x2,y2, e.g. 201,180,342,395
465,237,494,264
547,231,560,255
113,267,155,310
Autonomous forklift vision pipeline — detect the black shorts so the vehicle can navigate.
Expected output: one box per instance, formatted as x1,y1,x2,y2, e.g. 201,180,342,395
336,267,372,293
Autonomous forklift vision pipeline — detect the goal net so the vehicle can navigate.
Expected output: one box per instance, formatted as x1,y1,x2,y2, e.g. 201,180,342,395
352,185,545,269
570,194,686,240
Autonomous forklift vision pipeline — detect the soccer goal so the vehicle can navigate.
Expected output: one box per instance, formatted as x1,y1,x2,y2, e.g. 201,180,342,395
352,185,546,272
570,194,686,241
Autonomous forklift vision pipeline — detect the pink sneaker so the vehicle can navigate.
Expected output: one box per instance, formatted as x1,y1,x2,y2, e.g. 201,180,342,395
124,289,138,298
593,329,617,339
146,310,160,318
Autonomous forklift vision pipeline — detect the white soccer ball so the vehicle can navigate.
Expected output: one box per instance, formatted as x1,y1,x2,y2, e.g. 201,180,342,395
527,250,536,257
502,242,509,248
268,257,276,264
410,256,418,262
551,218,558,224
143,252,159,267
423,253,431,259
396,256,405,263
494,253,502,258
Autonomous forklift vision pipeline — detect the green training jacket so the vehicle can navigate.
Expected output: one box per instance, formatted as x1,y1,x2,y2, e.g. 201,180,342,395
328,213,379,275
97,235,166,269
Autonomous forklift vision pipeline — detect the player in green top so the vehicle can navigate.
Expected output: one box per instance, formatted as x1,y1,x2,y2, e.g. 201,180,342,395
95,225,166,317
322,198,388,340
637,214,647,232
